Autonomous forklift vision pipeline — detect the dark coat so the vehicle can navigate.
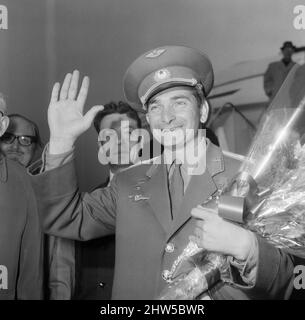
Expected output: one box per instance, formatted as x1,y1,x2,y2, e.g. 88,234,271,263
264,60,296,99
74,180,115,300
30,143,296,299
0,154,43,299
74,234,115,300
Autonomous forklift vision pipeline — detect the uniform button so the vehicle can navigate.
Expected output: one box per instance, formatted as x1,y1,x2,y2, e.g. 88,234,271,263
162,270,171,282
99,282,106,288
165,243,175,253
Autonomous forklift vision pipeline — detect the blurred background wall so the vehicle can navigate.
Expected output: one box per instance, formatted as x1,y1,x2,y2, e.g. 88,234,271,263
0,0,304,190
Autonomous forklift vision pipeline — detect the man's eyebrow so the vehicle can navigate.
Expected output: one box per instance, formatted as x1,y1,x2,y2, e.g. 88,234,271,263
170,94,192,101
148,94,191,105
148,97,158,105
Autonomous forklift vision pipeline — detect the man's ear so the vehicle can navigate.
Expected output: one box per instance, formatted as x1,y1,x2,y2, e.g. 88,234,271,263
145,113,150,125
0,116,9,137
199,99,210,124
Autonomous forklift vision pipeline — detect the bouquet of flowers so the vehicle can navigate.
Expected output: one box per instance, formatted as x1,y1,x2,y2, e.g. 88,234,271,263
158,68,305,300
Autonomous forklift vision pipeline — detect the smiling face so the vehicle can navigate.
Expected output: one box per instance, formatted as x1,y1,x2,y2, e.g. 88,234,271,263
0,116,37,167
145,86,208,149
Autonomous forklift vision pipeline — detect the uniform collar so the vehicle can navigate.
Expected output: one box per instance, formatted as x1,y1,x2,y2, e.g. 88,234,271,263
141,140,225,237
145,139,224,178
205,140,224,176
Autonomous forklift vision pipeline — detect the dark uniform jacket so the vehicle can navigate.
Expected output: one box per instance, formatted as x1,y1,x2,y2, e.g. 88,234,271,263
73,176,115,300
0,154,43,299
29,143,296,299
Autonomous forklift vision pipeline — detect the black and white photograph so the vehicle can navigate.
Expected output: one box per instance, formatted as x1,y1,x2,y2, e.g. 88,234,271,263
0,0,305,311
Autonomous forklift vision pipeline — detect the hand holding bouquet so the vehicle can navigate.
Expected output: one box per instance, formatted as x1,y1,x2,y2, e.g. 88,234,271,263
158,66,305,300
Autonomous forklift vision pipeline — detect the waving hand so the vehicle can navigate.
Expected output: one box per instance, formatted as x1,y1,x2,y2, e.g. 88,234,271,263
48,70,103,154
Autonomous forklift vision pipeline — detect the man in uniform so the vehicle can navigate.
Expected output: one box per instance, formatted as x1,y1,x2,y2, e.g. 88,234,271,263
29,46,296,299
42,101,143,300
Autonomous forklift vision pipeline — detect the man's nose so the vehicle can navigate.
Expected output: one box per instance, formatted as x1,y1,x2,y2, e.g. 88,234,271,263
10,139,19,150
161,105,175,123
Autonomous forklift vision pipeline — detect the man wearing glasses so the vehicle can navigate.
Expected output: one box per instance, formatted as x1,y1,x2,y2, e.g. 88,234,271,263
0,94,43,299
0,114,42,167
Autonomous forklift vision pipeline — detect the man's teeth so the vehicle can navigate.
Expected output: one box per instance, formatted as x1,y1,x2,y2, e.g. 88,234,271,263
162,127,181,132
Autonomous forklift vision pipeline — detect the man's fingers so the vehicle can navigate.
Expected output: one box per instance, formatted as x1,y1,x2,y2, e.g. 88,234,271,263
77,76,90,108
189,234,205,249
60,73,72,100
189,235,199,245
68,70,80,100
50,82,60,105
84,105,104,126
194,226,203,238
195,219,205,230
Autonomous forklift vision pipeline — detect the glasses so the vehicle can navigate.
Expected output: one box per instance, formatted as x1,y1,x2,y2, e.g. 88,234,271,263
0,132,37,146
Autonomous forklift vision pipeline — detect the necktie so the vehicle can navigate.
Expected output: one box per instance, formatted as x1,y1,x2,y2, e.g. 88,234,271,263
169,161,184,220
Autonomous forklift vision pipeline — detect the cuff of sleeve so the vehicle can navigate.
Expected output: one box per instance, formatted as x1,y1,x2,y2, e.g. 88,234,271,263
224,231,258,287
44,143,75,171
29,149,78,199
228,232,258,286
27,143,74,174
226,235,285,299
32,158,78,199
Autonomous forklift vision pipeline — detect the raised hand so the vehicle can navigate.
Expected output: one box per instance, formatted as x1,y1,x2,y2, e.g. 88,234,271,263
48,70,104,154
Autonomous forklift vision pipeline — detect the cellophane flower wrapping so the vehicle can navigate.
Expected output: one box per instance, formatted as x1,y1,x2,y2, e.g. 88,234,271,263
158,67,305,300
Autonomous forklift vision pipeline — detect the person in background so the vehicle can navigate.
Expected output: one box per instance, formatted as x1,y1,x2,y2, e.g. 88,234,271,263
0,94,43,299
0,114,43,167
0,113,75,300
264,41,297,100
74,101,142,300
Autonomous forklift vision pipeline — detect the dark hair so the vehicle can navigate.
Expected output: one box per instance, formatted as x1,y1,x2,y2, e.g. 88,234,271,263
93,101,141,133
8,114,43,147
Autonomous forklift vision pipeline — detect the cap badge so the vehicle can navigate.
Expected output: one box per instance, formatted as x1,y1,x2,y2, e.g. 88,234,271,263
154,68,171,82
145,48,166,58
